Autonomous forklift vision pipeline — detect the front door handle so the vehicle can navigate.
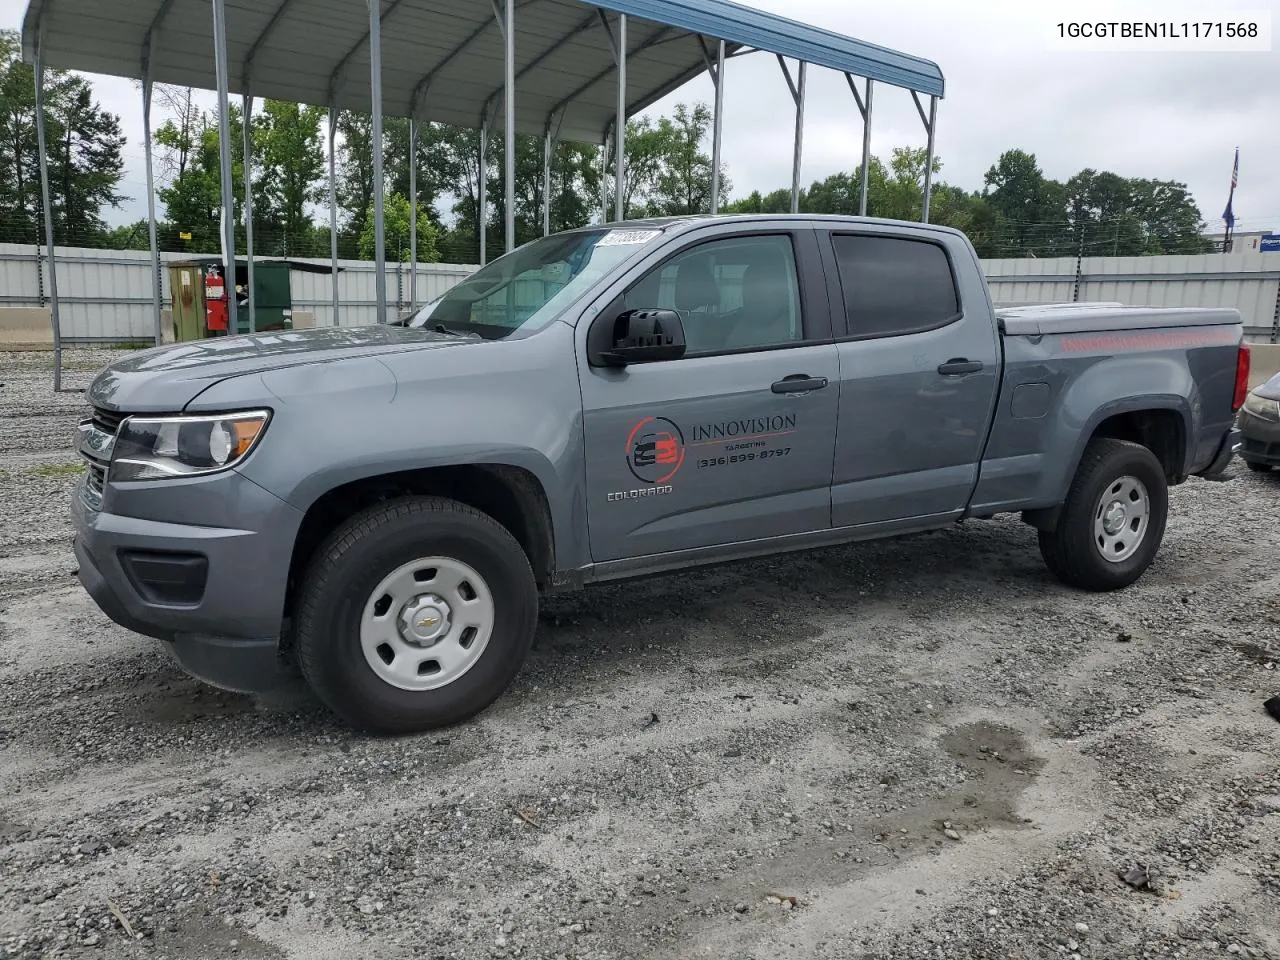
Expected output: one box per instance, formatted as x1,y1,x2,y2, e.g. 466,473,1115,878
937,358,984,376
772,374,829,394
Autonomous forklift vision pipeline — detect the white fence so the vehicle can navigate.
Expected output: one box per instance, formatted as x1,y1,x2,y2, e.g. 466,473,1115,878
0,243,478,340
3,242,1278,343
984,252,1279,342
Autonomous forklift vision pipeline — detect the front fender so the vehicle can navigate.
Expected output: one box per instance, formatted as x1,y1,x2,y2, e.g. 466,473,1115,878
190,329,590,572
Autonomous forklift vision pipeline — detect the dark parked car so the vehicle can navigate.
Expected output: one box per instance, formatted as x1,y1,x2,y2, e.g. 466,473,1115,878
1239,371,1280,472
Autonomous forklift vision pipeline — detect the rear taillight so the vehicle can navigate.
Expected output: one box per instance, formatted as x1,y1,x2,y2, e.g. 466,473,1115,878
1233,342,1251,412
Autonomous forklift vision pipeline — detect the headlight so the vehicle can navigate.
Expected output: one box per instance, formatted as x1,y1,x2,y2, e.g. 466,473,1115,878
110,410,271,482
1243,393,1280,422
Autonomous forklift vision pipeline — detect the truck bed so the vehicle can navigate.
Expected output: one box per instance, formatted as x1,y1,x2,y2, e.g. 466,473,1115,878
997,302,1242,337
969,301,1245,519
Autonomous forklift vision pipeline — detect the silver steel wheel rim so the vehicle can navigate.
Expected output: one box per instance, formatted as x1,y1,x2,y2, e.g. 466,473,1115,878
359,556,495,691
1092,475,1150,564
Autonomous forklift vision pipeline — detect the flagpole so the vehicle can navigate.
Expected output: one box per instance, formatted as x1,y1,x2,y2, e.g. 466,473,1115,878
1223,146,1238,253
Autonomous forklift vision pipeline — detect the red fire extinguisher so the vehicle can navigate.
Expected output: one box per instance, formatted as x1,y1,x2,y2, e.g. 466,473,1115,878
204,265,228,334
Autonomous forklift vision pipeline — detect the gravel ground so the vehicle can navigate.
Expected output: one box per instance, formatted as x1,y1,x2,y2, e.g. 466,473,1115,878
1,347,1278,960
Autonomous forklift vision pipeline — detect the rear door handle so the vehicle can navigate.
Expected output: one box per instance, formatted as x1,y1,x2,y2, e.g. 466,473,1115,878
937,359,984,376
772,375,829,394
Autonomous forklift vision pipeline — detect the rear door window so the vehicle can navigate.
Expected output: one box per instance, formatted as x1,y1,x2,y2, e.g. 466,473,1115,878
830,234,961,339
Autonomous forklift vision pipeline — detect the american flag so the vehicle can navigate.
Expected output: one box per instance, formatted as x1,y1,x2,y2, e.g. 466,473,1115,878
1223,148,1238,230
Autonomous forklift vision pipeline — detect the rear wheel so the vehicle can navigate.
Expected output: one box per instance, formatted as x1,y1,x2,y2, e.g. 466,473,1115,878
294,496,538,734
1038,438,1169,591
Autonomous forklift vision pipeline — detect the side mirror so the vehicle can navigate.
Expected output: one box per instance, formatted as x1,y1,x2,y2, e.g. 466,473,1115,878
598,308,686,366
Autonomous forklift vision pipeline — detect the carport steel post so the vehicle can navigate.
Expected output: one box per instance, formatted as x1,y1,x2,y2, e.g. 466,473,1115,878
211,0,237,339
33,15,62,391
24,0,944,386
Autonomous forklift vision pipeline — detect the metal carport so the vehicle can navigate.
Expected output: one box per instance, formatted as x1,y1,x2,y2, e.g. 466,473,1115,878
21,0,945,391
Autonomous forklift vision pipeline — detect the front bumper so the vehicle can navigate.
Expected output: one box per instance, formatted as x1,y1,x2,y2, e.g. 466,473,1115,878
71,471,304,694
1238,408,1280,466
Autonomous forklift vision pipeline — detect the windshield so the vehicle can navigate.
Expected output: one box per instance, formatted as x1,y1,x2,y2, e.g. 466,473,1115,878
406,227,665,339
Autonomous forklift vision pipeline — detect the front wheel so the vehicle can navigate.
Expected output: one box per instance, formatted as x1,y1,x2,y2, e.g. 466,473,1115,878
294,496,538,734
1038,438,1169,592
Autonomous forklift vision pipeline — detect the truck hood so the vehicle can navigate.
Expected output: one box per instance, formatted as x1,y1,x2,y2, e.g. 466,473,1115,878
87,325,475,412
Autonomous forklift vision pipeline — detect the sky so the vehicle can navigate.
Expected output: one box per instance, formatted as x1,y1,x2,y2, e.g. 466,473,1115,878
3,0,1277,236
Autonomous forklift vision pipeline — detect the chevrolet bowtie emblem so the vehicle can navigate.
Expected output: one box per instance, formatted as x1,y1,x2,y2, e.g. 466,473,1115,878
418,616,439,628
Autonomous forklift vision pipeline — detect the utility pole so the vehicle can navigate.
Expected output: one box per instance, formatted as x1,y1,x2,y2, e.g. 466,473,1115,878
1072,222,1086,302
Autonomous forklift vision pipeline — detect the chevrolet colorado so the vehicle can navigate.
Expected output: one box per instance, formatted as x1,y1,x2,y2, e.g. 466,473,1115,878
71,215,1251,733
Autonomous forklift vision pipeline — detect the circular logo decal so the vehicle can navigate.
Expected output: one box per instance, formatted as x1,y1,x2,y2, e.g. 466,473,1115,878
626,416,685,485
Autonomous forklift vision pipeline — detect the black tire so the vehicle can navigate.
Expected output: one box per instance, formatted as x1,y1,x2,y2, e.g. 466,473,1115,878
1038,438,1169,592
294,496,538,735
1244,460,1271,473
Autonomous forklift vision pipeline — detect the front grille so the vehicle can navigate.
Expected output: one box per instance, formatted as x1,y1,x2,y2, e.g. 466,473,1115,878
79,406,126,511
85,462,105,495
91,407,126,436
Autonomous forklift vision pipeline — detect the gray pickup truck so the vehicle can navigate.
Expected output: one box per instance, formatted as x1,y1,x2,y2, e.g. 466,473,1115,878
72,215,1250,733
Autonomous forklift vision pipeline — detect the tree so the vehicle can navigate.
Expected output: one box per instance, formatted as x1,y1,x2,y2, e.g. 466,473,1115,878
1065,169,1145,256
0,28,127,246
652,103,726,215
1128,178,1212,255
427,123,602,262
800,171,861,215
385,118,458,227
480,132,610,253
0,31,39,242
155,104,244,254
53,80,127,241
982,149,1071,257
336,110,375,249
103,219,151,251
1062,169,1210,256
358,192,439,262
614,116,667,217
153,85,202,183
795,154,907,219
796,150,951,224
614,102,730,217
725,187,793,215
945,189,1005,259
876,146,941,221
548,140,604,234
255,100,326,255
437,124,485,261
342,116,498,263
477,132,544,253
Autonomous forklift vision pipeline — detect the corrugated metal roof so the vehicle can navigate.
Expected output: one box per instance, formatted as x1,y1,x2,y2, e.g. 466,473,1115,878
21,0,943,145
593,0,943,96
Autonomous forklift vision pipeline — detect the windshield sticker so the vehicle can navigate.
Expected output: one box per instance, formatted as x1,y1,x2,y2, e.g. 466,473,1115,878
597,229,663,247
